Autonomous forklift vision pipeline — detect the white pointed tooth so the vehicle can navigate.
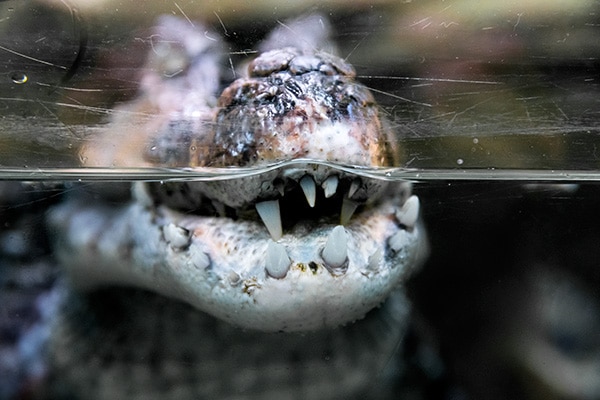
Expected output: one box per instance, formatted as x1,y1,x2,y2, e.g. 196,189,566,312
227,270,241,286
255,199,282,241
322,225,348,269
321,175,339,198
265,241,291,279
395,195,420,229
299,175,316,207
348,178,361,198
163,223,191,250
274,179,285,197
189,247,211,270
132,182,153,207
388,231,406,252
367,248,383,271
340,198,359,225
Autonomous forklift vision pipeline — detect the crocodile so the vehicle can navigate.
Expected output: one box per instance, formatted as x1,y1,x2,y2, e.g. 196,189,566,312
42,14,427,399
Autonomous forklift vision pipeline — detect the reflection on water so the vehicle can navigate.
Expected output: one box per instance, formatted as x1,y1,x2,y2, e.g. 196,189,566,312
2,164,600,182
1,0,599,171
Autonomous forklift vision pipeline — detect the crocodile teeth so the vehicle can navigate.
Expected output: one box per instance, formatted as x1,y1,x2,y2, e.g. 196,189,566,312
348,178,361,198
299,175,316,207
322,225,348,269
255,199,282,240
274,179,285,197
189,246,211,269
367,248,383,272
227,270,242,286
132,182,153,207
388,231,406,252
321,175,339,198
340,198,359,225
163,223,191,250
395,195,420,229
265,241,291,279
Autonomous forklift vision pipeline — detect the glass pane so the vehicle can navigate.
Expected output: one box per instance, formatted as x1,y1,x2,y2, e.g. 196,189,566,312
0,0,598,179
2,2,600,399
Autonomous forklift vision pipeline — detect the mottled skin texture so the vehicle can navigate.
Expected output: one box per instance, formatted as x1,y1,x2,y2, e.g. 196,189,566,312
45,14,427,398
206,47,397,167
49,179,423,332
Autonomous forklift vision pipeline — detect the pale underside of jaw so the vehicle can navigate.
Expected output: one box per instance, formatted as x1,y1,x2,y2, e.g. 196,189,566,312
49,170,425,332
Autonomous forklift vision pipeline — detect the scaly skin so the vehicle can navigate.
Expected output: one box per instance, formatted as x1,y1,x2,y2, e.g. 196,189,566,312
44,14,428,398
59,14,427,332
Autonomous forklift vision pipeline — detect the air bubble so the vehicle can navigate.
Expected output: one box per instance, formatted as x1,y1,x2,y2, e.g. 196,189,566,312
456,158,464,165
472,138,479,144
11,72,28,84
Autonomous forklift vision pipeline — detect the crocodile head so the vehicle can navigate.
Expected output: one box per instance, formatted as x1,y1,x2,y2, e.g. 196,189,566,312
55,15,427,332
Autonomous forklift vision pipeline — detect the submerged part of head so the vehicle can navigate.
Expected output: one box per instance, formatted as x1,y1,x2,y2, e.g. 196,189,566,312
49,177,426,332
